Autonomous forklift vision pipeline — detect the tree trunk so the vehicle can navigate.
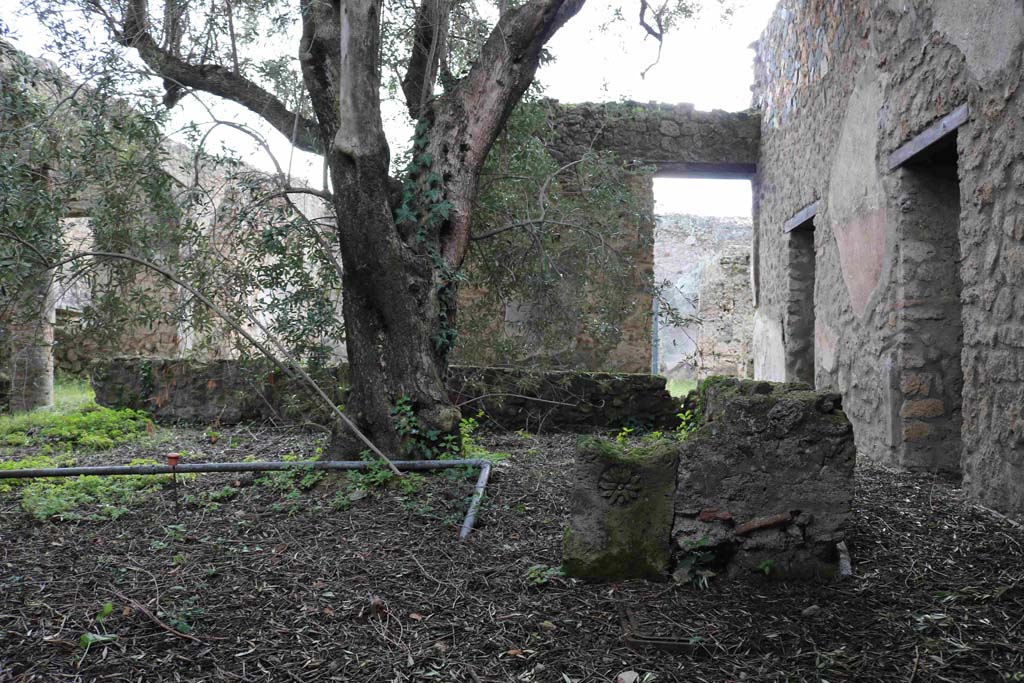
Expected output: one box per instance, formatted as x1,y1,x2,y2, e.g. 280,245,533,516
328,148,461,458
7,270,55,413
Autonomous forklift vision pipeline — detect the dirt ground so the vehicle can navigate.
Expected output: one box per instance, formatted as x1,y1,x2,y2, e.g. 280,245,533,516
1,426,1023,682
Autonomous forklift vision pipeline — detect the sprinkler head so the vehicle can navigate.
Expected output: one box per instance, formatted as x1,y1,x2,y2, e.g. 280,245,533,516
166,453,180,468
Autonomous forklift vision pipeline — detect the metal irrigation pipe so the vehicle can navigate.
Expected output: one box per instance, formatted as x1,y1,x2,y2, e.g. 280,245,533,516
0,459,492,541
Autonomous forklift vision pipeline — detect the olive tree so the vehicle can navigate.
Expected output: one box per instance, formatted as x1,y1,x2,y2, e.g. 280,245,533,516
14,0,716,454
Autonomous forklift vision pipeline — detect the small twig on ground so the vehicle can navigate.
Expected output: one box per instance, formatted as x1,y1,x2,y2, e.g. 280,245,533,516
110,590,204,643
976,504,1023,529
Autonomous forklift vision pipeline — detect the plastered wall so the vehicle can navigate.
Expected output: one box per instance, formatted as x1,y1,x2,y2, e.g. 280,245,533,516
753,0,1024,515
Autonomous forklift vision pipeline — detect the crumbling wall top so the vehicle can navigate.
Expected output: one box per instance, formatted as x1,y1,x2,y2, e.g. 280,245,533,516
542,99,760,177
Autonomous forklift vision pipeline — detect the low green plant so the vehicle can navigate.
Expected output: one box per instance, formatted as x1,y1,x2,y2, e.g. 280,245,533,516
160,596,203,635
614,426,635,445
208,485,238,502
397,471,425,494
0,403,153,452
256,452,324,494
346,450,395,490
331,490,353,511
19,458,169,521
641,430,666,444
675,537,716,589
676,408,699,440
78,601,117,657
455,412,509,462
756,558,775,576
391,395,461,460
525,564,564,586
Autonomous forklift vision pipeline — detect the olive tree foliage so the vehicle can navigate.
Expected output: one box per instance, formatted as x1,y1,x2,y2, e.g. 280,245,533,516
10,0,722,455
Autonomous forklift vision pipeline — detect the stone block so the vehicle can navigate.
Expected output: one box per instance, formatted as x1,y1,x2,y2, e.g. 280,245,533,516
903,421,936,442
899,398,945,419
563,437,679,582
673,377,855,580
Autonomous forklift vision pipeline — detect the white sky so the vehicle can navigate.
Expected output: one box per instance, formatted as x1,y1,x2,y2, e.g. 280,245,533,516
2,0,777,217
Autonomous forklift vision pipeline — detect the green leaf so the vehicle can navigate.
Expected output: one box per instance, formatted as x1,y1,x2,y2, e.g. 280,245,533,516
96,602,114,623
79,632,118,648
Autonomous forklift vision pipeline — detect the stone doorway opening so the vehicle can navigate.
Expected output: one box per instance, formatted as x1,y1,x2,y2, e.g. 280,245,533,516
894,132,964,473
651,177,754,393
784,210,816,387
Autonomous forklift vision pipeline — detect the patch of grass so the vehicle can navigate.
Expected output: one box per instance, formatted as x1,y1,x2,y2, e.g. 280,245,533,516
53,375,95,413
19,458,170,521
0,403,153,452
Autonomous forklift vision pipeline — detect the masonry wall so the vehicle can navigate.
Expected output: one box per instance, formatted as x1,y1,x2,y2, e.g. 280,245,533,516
456,102,761,374
544,101,760,175
753,0,1024,515
697,245,754,378
654,215,753,379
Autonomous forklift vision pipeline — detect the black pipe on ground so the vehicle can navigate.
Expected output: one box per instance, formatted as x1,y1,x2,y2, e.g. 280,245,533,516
0,459,492,541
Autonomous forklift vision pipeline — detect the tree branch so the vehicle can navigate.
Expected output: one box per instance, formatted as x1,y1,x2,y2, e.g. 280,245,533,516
401,0,449,119
433,0,587,268
298,0,342,143
116,0,324,154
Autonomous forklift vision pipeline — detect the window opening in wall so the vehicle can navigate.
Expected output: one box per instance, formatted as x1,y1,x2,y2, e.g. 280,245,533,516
652,177,754,395
896,132,963,473
784,216,816,387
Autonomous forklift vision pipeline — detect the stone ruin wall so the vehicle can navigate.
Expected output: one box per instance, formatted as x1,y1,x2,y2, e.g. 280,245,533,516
455,102,761,374
753,0,1024,515
697,245,754,378
655,214,753,381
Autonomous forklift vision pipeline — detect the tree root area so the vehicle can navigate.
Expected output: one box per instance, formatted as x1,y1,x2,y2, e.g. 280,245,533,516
1,427,1023,682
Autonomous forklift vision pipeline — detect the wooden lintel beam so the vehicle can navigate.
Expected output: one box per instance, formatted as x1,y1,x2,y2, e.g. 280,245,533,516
887,103,969,171
783,200,818,233
642,161,758,180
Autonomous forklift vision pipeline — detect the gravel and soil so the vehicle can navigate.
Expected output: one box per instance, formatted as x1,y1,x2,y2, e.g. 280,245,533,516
1,425,1023,682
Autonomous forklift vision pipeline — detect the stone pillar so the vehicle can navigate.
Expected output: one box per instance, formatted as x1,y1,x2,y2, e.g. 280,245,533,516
7,270,56,412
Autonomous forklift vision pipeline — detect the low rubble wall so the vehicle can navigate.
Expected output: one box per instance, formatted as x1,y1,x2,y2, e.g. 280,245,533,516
90,357,682,432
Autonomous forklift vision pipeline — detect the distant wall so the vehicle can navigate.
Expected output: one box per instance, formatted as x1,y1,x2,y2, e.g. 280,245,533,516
654,215,753,379
543,101,760,177
697,245,754,378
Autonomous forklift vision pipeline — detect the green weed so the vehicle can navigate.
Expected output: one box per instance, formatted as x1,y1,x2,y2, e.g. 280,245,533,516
19,458,171,521
525,564,564,586
0,403,153,452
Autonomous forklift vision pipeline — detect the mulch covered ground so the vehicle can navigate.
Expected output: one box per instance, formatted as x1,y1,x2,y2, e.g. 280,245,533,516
1,426,1023,682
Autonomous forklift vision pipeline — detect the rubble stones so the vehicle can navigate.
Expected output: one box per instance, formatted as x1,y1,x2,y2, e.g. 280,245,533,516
673,377,856,580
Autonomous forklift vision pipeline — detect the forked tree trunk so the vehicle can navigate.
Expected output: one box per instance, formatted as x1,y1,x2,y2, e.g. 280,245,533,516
328,151,461,457
7,270,55,413
116,0,586,457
